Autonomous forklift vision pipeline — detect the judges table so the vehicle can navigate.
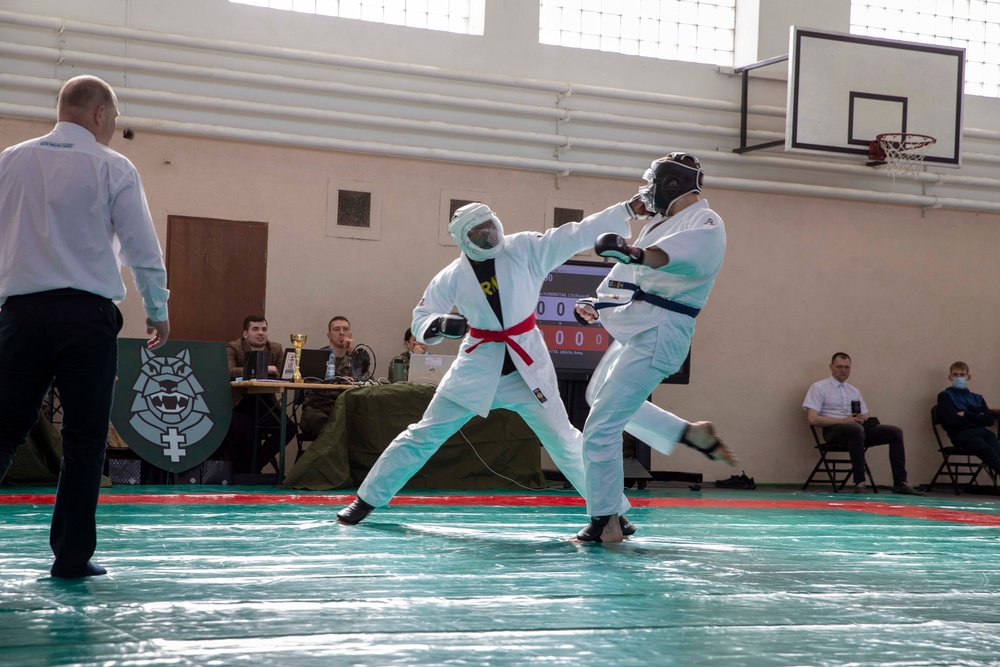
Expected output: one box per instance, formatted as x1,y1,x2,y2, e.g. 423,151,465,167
231,380,353,481
281,382,546,492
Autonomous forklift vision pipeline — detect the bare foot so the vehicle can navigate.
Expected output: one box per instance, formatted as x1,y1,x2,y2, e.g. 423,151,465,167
683,421,740,467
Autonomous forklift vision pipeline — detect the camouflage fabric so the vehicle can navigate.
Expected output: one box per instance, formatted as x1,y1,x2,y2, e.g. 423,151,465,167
283,383,544,491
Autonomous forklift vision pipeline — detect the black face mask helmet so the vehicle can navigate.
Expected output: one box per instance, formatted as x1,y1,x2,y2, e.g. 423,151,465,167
639,152,704,215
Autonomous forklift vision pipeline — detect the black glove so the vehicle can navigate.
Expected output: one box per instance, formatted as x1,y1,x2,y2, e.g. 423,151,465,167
574,298,598,326
427,313,468,339
595,233,644,265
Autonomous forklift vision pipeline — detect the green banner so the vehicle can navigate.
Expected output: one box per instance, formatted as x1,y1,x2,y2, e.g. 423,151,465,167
111,339,232,473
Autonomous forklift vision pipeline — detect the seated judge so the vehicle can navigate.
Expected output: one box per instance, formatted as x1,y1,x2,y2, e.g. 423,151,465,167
389,327,427,382
299,316,354,436
225,315,295,473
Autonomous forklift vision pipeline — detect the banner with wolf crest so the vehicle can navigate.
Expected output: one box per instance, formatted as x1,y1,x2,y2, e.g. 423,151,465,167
111,339,232,473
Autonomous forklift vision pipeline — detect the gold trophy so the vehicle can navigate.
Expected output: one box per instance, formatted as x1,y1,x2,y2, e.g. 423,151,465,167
290,333,308,382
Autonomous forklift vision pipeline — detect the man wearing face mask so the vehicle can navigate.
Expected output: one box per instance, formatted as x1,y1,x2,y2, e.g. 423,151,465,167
337,201,637,526
936,361,1000,477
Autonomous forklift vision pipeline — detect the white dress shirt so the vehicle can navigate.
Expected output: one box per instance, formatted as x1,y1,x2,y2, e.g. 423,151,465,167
0,122,168,321
802,376,869,418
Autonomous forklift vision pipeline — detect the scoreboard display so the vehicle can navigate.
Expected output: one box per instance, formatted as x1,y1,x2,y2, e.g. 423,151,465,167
536,260,691,384
536,261,613,379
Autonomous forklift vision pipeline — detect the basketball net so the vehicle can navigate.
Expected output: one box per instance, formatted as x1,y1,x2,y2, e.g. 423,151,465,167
870,133,936,181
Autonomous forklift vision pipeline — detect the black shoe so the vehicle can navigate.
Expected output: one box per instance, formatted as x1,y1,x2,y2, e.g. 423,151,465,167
619,515,636,536
892,482,925,496
337,497,375,524
715,472,756,490
576,515,612,542
50,560,107,579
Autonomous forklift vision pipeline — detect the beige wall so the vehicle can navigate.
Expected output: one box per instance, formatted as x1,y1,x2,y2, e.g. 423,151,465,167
6,115,998,485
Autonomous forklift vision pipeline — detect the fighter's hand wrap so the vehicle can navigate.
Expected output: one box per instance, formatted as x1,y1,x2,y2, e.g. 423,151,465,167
595,233,645,265
427,313,469,339
574,298,599,326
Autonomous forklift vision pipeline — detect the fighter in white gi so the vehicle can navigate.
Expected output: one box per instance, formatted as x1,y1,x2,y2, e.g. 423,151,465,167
574,153,738,543
337,202,637,526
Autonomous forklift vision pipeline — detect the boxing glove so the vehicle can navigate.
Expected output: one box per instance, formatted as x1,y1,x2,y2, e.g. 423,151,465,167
595,233,645,265
427,313,469,339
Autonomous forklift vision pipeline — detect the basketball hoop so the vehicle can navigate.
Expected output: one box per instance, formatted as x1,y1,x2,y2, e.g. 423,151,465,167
868,133,936,180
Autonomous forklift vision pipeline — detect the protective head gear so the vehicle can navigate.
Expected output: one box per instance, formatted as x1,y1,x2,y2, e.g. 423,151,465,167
638,152,704,215
951,377,969,390
448,203,505,261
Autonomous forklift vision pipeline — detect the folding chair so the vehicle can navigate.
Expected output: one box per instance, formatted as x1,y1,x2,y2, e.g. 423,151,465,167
926,405,998,495
801,424,878,493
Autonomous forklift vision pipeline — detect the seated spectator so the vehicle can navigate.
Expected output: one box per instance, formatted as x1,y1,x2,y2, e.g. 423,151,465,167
389,327,427,382
225,315,295,473
802,352,922,495
299,316,354,436
936,361,1000,477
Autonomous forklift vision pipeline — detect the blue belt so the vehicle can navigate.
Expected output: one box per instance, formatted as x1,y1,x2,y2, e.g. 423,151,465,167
595,281,701,319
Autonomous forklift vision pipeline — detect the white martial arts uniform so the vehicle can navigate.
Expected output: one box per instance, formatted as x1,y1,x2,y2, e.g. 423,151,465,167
357,203,634,513
583,199,726,516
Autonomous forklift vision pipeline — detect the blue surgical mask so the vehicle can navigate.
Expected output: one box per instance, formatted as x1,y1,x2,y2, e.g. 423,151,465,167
951,377,968,390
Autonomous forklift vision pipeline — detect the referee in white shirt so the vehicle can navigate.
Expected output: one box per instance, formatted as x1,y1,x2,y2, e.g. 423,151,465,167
0,75,170,578
802,352,920,495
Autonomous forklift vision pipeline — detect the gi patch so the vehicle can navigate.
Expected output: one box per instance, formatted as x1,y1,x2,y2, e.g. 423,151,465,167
532,388,548,403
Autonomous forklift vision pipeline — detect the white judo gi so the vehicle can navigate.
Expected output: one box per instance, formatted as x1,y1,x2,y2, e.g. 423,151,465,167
357,203,635,513
583,199,726,516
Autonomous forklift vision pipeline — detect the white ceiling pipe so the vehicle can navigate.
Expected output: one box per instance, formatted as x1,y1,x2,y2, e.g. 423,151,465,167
0,42,782,143
0,10,779,117
3,102,999,215
5,69,1000,192
0,72,774,156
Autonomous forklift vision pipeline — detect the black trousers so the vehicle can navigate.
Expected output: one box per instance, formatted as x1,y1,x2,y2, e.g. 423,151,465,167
823,422,908,485
951,427,1000,477
0,290,122,574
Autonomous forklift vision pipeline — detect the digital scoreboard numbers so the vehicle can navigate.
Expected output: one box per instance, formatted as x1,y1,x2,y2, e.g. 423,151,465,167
538,323,609,352
539,260,691,384
536,263,614,374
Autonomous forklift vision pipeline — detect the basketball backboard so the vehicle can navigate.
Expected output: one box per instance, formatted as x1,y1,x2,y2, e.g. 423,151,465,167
785,27,964,166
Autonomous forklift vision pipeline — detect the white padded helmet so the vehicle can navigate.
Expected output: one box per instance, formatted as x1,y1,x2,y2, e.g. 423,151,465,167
448,203,505,261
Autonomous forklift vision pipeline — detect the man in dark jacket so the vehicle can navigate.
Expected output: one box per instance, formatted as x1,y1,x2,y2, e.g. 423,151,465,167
937,361,1000,477
225,315,294,473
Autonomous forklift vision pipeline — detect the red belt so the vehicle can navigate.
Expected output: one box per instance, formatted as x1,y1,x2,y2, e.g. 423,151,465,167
467,313,536,366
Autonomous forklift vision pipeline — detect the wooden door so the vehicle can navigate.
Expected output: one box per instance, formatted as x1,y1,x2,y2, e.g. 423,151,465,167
166,216,268,342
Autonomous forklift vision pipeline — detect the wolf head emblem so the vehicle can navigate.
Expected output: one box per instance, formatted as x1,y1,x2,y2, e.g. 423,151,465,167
129,348,214,463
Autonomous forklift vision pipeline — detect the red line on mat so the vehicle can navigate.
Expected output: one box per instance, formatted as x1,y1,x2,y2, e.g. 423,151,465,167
2,492,1000,526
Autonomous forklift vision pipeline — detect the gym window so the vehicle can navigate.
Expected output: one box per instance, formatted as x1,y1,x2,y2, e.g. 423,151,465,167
851,0,1000,98
538,0,736,67
231,0,486,35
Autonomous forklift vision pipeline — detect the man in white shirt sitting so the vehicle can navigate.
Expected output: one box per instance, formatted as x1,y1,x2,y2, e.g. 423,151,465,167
802,352,921,495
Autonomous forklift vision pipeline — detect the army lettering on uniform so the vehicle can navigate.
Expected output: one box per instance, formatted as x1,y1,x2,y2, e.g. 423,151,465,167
480,274,498,297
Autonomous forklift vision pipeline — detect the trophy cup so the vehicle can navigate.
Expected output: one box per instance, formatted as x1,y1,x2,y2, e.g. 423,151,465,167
290,333,308,382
